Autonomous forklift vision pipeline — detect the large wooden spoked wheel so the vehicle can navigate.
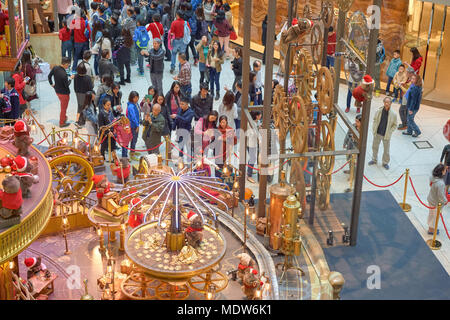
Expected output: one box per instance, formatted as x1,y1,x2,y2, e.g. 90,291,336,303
310,24,324,70
295,50,314,103
288,95,308,154
121,272,160,300
50,154,94,198
272,85,290,141
188,270,229,294
317,67,334,115
155,282,190,300
318,121,335,175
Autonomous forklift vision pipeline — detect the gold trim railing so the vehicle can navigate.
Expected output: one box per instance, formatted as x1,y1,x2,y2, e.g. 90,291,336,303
0,146,53,265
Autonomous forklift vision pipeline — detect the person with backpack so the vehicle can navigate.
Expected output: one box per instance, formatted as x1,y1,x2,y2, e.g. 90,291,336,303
146,13,164,41
78,50,94,83
203,0,215,36
95,75,114,107
82,91,98,135
169,10,191,74
110,14,122,44
142,38,165,94
97,5,110,29
195,6,209,41
98,49,119,80
146,1,160,24
114,28,133,85
74,63,94,128
126,91,141,161
161,4,172,61
374,38,385,97
122,7,137,66
133,18,150,76
184,3,199,65
0,77,20,120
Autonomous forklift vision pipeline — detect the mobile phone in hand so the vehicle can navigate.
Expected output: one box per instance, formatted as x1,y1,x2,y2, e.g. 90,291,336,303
24,76,30,82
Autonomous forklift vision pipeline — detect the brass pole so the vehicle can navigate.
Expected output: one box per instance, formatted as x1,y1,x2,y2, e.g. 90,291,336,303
243,202,248,251
119,229,125,251
427,202,442,250
108,135,112,163
165,135,170,166
99,229,105,252
399,169,411,212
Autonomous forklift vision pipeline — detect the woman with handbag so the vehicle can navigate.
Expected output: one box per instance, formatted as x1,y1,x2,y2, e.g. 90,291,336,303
11,62,28,117
21,51,38,103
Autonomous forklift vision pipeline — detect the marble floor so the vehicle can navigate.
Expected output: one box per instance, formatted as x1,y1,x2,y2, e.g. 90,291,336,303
29,52,450,277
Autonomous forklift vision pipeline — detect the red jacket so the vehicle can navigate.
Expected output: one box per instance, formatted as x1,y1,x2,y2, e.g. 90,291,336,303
70,17,90,43
0,188,23,210
12,72,26,105
96,182,111,199
170,18,190,39
59,27,71,42
411,57,423,73
352,85,366,102
327,32,336,55
146,22,164,39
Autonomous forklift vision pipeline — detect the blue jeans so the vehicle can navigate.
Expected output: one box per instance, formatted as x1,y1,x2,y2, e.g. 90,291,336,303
171,38,186,70
393,87,402,100
136,45,144,74
407,110,421,135
326,55,335,68
209,68,220,94
130,127,139,151
386,76,393,94
180,83,192,101
347,82,356,109
72,41,89,72
122,146,128,158
61,41,73,61
93,54,99,75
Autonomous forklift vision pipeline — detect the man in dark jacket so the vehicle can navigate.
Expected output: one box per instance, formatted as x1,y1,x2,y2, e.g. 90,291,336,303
174,96,194,157
110,15,122,43
143,38,165,94
98,49,119,80
48,57,73,127
143,103,165,154
146,1,159,24
1,77,20,120
191,82,213,121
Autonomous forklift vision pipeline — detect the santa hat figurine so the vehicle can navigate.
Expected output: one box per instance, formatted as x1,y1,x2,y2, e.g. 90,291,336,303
24,257,50,280
352,74,375,110
128,197,143,228
13,156,39,183
187,211,198,223
14,120,29,137
13,120,33,157
362,74,374,86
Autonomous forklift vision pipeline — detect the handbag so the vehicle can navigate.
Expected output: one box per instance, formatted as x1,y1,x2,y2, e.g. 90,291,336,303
23,68,36,101
230,28,237,41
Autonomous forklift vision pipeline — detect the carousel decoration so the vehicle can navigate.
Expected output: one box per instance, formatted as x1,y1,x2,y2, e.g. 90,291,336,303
115,161,232,300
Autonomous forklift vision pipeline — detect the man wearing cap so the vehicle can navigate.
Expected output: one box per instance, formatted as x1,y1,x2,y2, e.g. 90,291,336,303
368,97,397,170
142,38,165,94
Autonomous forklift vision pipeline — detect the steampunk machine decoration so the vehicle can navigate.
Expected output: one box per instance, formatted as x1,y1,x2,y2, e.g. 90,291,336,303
115,160,233,300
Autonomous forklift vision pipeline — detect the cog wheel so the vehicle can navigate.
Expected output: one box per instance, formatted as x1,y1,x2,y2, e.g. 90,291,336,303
288,95,308,154
317,173,332,211
317,67,334,115
272,84,290,141
317,120,335,175
310,24,324,70
294,49,314,103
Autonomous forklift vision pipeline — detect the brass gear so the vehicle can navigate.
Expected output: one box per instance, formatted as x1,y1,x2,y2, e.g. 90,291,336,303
288,95,308,154
272,84,290,141
317,120,335,175
337,0,355,13
310,24,324,70
294,49,314,104
317,67,334,115
317,173,332,211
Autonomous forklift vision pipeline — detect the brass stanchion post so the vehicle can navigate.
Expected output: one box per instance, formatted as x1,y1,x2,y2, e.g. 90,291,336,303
427,202,442,250
108,135,112,163
399,169,411,212
165,135,170,165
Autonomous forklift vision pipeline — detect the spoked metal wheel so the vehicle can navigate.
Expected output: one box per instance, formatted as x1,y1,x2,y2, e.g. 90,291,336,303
50,154,94,198
155,282,190,300
120,272,160,300
188,270,229,294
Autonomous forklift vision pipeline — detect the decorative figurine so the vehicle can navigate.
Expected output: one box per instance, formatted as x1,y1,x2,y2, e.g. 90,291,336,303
56,132,69,146
12,155,39,198
128,197,143,228
352,75,375,109
92,174,115,208
110,157,131,184
0,125,14,141
256,217,267,236
241,268,262,300
24,257,51,280
13,120,33,156
237,252,256,281
0,175,23,220
184,211,203,248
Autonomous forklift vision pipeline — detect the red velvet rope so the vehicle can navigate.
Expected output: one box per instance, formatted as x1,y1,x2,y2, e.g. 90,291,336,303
363,174,404,188
408,176,436,209
36,132,51,145
440,213,450,241
111,135,164,152
233,152,289,172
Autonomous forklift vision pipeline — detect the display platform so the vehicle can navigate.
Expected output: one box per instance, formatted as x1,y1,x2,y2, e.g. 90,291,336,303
324,190,450,300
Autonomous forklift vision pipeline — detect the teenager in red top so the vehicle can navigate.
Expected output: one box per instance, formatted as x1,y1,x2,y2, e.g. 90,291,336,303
146,13,164,40
169,10,190,72
70,15,90,73
409,47,423,73
59,19,73,61
326,26,336,68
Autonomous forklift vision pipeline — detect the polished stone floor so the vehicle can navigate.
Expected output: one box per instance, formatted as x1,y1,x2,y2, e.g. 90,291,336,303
28,51,450,283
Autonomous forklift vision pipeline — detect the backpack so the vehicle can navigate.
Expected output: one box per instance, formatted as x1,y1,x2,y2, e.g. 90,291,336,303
183,21,191,45
188,15,197,37
136,27,150,49
0,93,11,114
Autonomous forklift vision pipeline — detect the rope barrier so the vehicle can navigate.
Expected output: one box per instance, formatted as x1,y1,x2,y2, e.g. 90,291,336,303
408,177,436,210
232,152,289,172
363,174,404,188
111,135,164,152
331,160,350,175
36,132,51,145
440,213,450,241
170,142,195,159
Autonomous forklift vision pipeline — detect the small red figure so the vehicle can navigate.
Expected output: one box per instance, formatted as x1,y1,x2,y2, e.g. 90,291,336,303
128,197,143,228
352,75,374,110
92,175,114,207
13,120,33,157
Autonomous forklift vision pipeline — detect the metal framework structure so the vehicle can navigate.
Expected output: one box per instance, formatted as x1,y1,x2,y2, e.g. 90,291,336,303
238,0,381,246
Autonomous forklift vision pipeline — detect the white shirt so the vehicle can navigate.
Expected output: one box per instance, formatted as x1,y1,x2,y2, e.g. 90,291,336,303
218,103,238,130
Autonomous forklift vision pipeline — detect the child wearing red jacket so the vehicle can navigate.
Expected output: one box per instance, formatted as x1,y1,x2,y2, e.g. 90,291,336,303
59,19,73,61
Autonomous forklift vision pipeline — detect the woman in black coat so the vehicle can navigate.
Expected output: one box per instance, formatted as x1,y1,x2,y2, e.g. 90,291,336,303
74,63,94,128
153,93,173,136
114,28,133,85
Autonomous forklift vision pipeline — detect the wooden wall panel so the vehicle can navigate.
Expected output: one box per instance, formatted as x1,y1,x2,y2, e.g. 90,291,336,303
236,0,409,82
